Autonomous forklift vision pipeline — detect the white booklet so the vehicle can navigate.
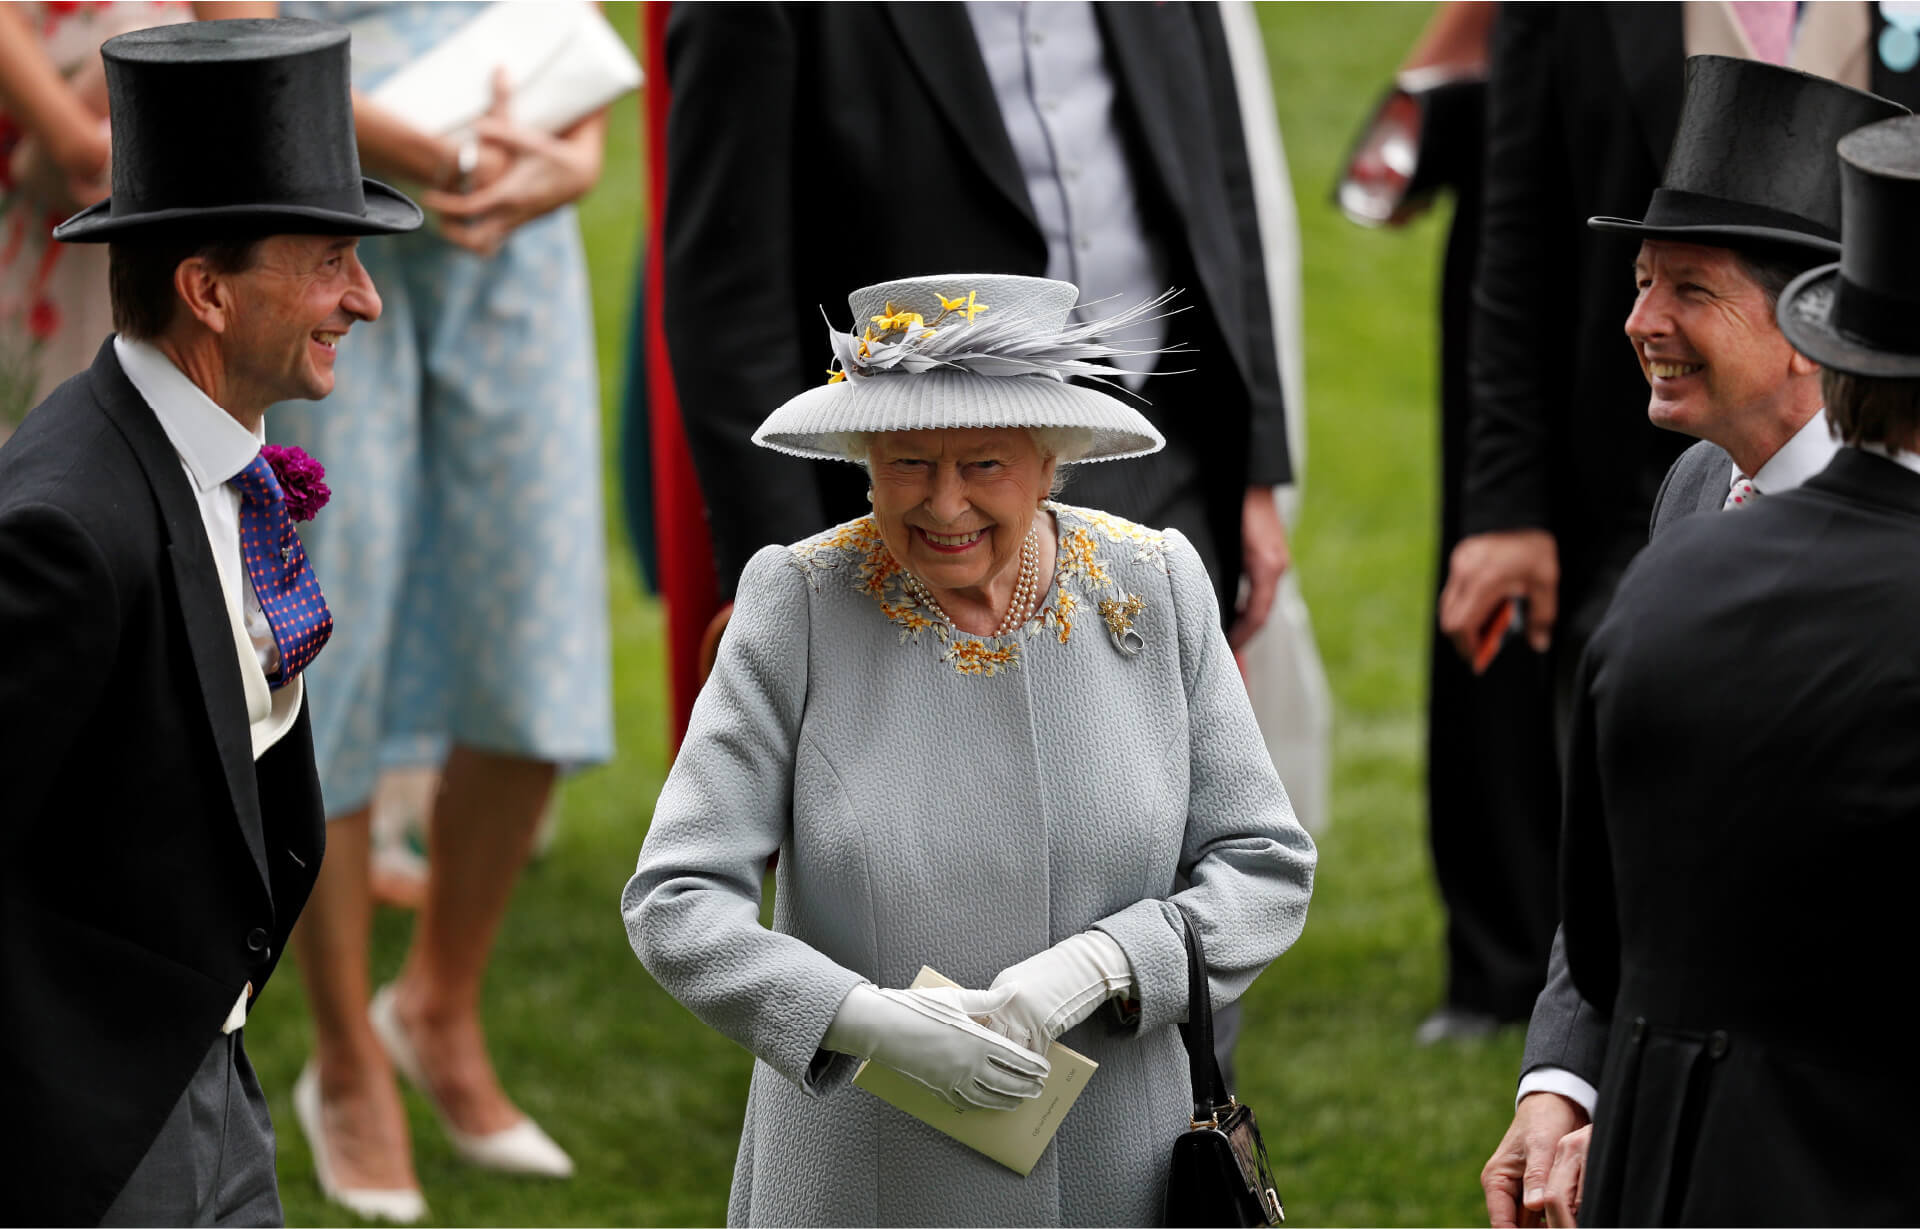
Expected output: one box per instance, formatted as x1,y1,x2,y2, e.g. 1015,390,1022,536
853,967,1098,1176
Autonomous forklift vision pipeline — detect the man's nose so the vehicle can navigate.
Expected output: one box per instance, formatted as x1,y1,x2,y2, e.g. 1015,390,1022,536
344,254,382,323
1624,286,1668,342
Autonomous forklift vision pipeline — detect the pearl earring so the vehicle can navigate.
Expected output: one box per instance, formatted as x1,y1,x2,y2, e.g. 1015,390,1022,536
865,488,874,504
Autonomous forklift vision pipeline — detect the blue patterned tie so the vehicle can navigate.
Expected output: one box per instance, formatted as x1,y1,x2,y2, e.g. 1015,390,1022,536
229,453,332,688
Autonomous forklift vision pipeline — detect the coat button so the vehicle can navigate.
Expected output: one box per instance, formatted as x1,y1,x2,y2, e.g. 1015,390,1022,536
246,927,269,953
1630,1017,1647,1044
1707,1030,1730,1059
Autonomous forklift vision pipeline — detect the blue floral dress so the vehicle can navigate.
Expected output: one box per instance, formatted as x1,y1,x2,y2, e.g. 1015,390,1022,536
269,1,613,815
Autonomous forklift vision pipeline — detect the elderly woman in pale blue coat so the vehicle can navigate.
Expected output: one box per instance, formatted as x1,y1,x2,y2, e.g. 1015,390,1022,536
623,274,1316,1226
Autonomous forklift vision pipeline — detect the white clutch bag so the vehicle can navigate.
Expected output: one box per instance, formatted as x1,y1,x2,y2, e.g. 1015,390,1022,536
369,1,642,137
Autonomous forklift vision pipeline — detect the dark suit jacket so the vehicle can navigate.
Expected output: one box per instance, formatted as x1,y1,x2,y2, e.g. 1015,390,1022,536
0,341,325,1226
1464,3,1920,612
662,1,1288,600
1561,448,1920,1225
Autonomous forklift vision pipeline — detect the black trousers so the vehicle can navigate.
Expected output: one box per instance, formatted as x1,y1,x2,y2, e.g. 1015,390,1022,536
1426,183,1564,1021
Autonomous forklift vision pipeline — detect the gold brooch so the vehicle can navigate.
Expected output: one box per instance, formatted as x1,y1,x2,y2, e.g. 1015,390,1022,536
1099,594,1146,657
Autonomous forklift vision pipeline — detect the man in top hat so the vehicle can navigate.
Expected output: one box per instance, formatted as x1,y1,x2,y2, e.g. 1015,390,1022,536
0,18,419,1226
1555,111,1920,1226
1477,55,1909,1228
1426,1,1920,1053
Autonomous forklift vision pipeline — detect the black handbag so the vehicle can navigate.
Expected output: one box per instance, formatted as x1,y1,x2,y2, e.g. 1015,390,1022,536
1164,911,1285,1227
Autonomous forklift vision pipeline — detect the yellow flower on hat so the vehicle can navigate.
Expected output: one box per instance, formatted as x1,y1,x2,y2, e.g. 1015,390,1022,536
939,290,989,322
826,368,846,384
858,326,876,359
870,302,926,333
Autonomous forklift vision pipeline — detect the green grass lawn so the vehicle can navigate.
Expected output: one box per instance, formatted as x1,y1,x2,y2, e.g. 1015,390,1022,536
251,4,1527,1224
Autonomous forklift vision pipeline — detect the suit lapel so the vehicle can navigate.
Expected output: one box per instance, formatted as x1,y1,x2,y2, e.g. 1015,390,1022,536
87,341,271,894
1697,444,1734,516
1093,4,1192,233
882,4,1037,232
1606,4,1686,172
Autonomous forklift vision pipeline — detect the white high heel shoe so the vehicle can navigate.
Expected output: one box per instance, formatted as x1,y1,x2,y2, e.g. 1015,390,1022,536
368,984,575,1178
291,1061,429,1224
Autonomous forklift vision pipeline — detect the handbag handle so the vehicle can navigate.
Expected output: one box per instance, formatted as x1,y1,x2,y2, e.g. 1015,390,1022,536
1175,907,1234,1123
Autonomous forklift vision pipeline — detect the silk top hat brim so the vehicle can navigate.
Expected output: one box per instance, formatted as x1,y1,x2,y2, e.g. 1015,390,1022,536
53,18,422,243
1587,55,1907,256
754,274,1167,464
54,181,422,243
1777,116,1920,379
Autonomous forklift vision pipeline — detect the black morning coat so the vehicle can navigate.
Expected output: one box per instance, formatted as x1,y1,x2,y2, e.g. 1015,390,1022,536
1463,3,1920,624
1562,447,1920,1226
661,1,1288,603
0,340,325,1226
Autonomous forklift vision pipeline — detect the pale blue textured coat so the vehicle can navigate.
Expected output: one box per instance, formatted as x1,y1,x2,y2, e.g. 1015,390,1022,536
623,504,1316,1226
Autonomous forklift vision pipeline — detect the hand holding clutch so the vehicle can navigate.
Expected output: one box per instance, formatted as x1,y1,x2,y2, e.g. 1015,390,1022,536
824,984,1050,1111
986,930,1135,1052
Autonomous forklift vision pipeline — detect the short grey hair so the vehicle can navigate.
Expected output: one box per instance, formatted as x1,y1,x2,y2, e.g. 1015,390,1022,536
838,427,1094,497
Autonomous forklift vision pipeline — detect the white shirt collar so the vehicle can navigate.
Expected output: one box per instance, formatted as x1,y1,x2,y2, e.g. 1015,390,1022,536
1743,406,1840,495
1857,440,1920,477
113,334,262,490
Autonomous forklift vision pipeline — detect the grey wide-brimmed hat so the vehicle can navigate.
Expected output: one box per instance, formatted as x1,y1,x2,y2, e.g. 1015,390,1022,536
751,274,1168,463
1587,55,1908,256
1777,115,1920,378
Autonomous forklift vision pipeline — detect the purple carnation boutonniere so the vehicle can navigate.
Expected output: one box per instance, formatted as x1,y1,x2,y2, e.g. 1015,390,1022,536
261,444,331,522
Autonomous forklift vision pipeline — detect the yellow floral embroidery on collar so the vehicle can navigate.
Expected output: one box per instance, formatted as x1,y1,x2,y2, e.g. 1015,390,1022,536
788,505,1164,676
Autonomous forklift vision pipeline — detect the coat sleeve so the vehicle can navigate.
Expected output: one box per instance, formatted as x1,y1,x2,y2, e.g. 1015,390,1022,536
621,545,868,1094
661,3,829,598
1092,530,1317,1034
1520,925,1613,1088
1460,4,1563,537
0,501,119,854
1559,644,1621,1018
1192,2,1292,488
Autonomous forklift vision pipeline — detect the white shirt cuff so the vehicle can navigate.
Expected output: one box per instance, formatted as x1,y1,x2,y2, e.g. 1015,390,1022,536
1517,1066,1598,1117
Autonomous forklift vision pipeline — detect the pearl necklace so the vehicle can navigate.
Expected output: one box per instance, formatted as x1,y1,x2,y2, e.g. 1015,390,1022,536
903,525,1040,639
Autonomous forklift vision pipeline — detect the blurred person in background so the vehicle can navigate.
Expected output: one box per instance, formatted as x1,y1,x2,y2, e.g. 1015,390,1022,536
625,272,1315,1227
1335,0,1565,1049
663,1,1292,651
1476,50,1911,1229
1435,1,1920,1053
0,0,196,443
263,2,615,1220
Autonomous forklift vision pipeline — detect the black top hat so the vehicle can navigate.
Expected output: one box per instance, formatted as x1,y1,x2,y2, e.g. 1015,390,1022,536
53,18,421,243
1588,55,1909,256
1777,116,1920,378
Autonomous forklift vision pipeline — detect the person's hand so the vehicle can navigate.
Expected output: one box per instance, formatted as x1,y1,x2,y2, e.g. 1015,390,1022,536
1229,485,1291,651
983,930,1133,1053
823,983,1050,1111
1541,1124,1591,1228
7,116,110,216
420,114,603,258
1438,528,1558,667
1480,1092,1590,1228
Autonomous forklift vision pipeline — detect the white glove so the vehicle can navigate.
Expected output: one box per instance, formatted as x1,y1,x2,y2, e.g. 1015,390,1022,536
822,983,1051,1111
985,930,1135,1053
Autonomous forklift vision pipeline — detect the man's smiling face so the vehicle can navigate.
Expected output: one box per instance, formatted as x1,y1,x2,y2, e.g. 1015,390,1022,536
219,234,381,410
1624,239,1804,441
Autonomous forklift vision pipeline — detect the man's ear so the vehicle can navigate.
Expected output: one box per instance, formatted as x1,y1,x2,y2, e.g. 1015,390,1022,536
172,257,231,335
1789,348,1821,378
